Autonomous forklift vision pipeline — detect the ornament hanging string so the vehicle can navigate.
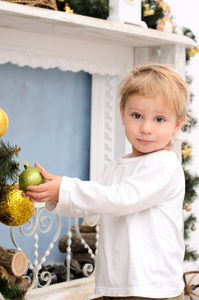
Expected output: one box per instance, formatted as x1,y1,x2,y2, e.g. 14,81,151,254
16,154,30,168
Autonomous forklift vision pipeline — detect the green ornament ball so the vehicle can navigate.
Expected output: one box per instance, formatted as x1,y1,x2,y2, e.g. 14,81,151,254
19,166,46,193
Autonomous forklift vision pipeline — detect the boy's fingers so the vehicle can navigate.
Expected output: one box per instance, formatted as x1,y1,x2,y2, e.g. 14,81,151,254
15,184,20,190
26,190,48,202
27,182,47,192
34,162,42,169
34,162,55,181
22,192,29,198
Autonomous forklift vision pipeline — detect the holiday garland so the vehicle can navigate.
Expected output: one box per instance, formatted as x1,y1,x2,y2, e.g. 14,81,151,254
181,27,199,260
183,28,199,62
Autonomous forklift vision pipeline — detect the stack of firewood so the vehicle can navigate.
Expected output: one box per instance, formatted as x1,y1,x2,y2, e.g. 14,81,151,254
59,224,97,262
0,246,30,291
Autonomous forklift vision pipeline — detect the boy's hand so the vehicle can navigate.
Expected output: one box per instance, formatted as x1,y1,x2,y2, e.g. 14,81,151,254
17,163,62,203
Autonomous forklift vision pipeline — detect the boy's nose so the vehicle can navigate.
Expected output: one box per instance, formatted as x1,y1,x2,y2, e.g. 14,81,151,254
140,121,153,134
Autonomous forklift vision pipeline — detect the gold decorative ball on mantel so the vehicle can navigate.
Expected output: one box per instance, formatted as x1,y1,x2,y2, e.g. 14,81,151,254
0,184,35,226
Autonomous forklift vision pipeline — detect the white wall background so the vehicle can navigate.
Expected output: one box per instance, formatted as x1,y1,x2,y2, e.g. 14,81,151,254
166,0,199,263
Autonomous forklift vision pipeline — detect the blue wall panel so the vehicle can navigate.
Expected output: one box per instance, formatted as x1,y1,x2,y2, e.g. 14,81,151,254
0,63,91,264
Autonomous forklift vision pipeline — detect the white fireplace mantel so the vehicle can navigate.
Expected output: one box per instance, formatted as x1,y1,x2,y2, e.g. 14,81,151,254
0,1,195,75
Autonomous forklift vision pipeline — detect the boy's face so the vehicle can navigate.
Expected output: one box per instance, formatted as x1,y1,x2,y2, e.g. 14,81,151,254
120,94,183,157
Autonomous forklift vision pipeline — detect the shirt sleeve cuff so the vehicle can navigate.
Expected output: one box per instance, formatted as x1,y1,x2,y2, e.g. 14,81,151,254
45,176,72,215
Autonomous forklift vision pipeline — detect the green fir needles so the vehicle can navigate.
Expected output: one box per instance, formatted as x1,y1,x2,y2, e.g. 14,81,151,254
0,276,26,300
0,139,21,191
68,0,109,19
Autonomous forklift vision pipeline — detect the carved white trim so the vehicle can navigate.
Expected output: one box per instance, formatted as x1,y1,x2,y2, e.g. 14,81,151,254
90,74,117,180
0,49,126,76
104,75,116,168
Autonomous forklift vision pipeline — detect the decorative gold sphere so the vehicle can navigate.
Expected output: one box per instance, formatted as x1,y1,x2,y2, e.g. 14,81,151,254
0,108,9,137
185,203,191,212
0,185,35,226
187,47,196,57
195,45,199,53
191,224,196,231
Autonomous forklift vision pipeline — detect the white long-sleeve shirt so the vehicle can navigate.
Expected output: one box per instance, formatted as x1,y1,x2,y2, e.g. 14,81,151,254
46,150,185,298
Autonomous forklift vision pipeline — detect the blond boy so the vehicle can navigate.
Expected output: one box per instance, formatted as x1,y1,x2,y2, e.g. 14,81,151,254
19,63,189,299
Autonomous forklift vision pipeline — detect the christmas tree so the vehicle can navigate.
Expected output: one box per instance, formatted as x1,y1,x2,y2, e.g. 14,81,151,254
0,140,28,298
0,139,21,191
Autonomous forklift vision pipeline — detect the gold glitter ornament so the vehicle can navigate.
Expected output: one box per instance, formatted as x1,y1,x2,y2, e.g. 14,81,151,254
187,47,196,57
0,108,9,137
185,203,191,212
191,224,196,231
196,45,199,53
19,163,46,193
0,184,35,226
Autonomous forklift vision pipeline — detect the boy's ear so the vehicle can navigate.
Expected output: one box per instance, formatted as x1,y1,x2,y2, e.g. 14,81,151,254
173,118,184,135
120,105,125,125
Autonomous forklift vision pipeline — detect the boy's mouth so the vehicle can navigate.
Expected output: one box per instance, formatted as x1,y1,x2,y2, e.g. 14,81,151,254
137,139,154,144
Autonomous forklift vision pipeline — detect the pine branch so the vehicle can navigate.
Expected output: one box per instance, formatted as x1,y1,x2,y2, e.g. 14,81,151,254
184,169,199,204
181,116,197,133
184,245,199,261
184,214,197,240
182,27,197,42
0,276,26,300
69,0,109,19
0,139,21,190
0,140,20,161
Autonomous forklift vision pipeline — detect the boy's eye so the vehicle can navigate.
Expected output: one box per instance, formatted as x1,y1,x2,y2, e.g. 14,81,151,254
133,113,142,119
155,117,165,123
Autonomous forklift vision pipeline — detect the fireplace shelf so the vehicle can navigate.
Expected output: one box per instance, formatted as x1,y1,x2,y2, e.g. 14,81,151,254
0,0,195,75
0,1,195,48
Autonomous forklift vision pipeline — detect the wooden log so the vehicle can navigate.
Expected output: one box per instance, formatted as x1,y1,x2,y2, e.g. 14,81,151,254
0,246,28,276
72,252,95,262
0,266,31,291
78,224,97,233
59,225,97,253
59,232,97,253
0,266,16,283
15,276,31,290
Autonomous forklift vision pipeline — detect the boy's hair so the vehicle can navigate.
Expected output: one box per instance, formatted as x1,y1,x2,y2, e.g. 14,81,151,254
119,62,190,122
